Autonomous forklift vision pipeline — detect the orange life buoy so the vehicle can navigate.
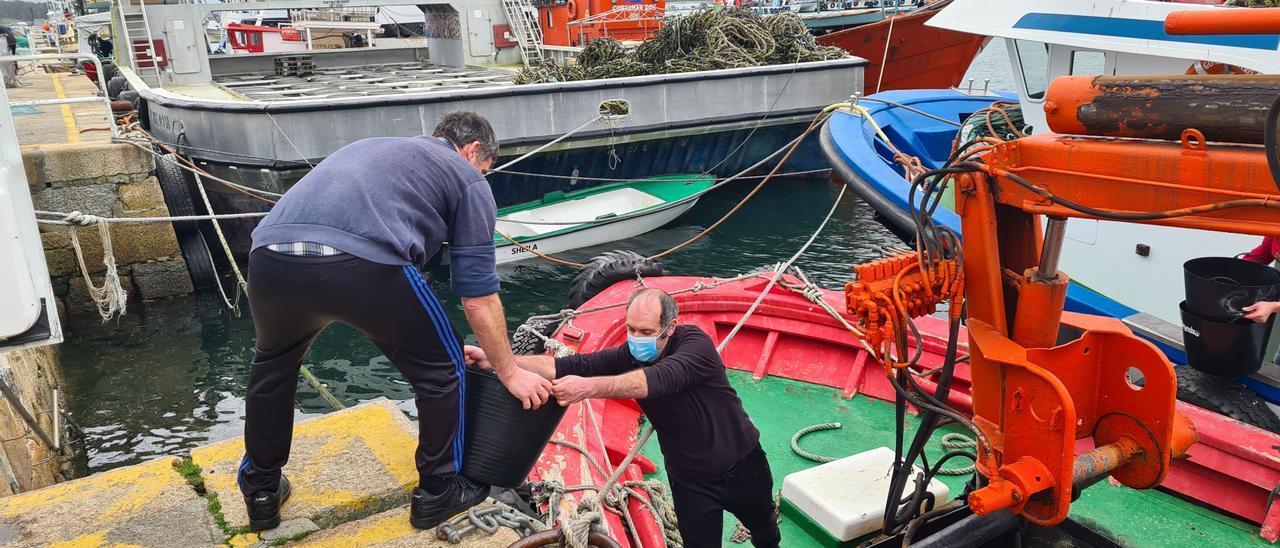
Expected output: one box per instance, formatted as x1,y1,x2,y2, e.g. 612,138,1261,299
567,0,578,19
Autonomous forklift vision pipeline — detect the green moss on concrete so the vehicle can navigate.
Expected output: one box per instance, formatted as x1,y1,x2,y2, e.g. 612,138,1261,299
173,456,247,542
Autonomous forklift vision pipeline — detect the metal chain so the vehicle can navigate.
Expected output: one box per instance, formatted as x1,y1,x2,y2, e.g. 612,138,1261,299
436,501,548,544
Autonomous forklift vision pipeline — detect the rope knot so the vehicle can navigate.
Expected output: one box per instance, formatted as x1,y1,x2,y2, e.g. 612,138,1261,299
61,210,101,227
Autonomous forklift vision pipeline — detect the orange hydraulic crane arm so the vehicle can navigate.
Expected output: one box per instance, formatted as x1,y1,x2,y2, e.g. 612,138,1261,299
942,74,1280,525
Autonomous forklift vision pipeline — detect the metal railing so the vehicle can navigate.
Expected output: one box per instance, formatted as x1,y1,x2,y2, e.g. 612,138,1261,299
0,53,120,139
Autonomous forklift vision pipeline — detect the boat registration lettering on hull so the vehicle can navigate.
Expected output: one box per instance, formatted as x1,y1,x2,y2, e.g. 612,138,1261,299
510,243,538,255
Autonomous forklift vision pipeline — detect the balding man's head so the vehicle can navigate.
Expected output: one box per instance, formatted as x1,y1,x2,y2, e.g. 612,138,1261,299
625,288,678,342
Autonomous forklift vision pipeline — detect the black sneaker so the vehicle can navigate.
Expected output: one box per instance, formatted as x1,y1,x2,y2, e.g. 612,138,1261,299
410,476,489,529
245,475,292,531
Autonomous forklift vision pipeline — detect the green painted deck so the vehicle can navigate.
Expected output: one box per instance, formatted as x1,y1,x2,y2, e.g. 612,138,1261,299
641,370,1269,547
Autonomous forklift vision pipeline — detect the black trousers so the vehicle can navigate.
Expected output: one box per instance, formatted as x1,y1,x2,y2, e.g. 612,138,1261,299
669,444,781,548
238,250,467,496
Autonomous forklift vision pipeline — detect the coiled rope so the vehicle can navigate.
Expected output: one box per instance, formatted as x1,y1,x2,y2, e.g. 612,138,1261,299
791,422,844,463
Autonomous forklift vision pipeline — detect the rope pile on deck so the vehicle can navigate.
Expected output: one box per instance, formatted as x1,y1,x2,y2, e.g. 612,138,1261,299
515,9,846,84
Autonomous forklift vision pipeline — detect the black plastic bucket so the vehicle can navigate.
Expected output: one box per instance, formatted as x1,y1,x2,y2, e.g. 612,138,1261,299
1180,301,1274,377
460,369,567,488
1184,257,1280,321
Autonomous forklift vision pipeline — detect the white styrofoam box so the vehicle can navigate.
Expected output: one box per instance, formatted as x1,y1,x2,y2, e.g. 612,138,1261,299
781,446,951,542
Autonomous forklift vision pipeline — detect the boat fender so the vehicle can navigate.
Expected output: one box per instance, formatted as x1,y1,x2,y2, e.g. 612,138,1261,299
155,154,199,237
178,229,219,292
512,316,560,356
1174,367,1280,434
106,75,127,100
118,90,140,104
110,99,134,113
567,0,578,19
568,250,664,308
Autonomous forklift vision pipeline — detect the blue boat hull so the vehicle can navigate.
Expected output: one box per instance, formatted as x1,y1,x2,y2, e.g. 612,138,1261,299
818,89,1189,362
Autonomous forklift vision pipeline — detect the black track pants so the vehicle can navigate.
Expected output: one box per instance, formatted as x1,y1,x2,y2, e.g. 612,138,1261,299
238,249,468,496
668,444,781,548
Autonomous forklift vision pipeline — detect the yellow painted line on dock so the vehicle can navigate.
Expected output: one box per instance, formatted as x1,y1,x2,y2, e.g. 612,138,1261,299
50,73,80,144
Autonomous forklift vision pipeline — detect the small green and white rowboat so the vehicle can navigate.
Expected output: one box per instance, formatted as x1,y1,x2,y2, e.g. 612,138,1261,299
493,174,714,265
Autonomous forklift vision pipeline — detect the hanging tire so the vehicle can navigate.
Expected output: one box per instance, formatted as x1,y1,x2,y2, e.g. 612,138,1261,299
118,90,140,104
512,316,560,356
106,75,127,99
179,229,219,291
1176,367,1280,434
155,154,198,237
568,250,664,308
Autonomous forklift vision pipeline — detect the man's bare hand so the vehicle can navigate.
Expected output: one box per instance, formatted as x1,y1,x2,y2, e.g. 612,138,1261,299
499,367,552,410
1243,301,1280,323
551,375,594,406
464,345,493,371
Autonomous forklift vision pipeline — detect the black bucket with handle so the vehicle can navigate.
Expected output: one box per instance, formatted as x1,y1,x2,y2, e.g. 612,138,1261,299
1180,301,1274,377
460,368,567,488
1183,257,1280,322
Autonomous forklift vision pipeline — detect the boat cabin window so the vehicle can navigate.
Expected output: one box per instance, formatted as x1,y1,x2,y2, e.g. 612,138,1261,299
1014,39,1049,101
1070,50,1106,76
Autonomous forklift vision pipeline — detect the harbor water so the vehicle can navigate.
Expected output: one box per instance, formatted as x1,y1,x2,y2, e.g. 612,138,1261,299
58,45,1016,475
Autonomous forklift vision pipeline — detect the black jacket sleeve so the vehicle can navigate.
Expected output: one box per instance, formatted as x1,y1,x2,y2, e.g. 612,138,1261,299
554,345,635,378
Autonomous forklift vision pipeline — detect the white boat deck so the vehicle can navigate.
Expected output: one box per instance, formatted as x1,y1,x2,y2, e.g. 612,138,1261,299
497,188,664,238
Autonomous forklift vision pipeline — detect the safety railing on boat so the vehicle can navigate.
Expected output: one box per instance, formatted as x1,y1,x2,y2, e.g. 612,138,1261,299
0,53,120,139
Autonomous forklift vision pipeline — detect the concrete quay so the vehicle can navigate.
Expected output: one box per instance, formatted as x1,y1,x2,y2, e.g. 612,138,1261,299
0,400,521,547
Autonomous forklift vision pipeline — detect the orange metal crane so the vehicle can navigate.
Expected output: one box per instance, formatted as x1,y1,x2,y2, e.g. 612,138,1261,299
845,6,1280,530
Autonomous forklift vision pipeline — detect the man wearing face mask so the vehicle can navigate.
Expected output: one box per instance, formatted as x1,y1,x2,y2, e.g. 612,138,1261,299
241,112,552,532
463,287,780,547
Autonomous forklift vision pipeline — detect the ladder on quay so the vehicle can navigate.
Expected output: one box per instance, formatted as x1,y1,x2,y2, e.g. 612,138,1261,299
115,0,163,87
500,0,545,66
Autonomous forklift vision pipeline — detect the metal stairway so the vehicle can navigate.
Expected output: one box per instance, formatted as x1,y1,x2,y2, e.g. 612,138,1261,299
500,0,544,66
116,0,163,87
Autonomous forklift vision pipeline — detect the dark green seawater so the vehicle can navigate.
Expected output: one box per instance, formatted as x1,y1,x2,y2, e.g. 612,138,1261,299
58,178,901,474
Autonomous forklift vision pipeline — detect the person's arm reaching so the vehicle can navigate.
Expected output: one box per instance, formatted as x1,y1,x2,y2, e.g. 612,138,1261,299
461,295,551,409
1243,237,1278,264
551,370,648,405
450,178,550,409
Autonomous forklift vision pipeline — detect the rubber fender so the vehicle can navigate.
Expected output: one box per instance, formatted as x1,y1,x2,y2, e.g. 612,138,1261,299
512,316,560,356
106,75,127,100
1176,366,1280,434
568,250,664,308
154,154,198,237
178,229,219,291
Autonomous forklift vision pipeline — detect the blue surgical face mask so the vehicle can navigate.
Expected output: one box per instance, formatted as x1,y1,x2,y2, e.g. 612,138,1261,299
628,322,672,362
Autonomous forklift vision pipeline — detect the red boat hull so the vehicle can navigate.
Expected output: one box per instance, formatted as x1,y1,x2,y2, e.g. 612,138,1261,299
816,8,987,96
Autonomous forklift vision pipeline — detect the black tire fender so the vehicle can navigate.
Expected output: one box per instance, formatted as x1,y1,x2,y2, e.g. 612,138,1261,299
512,316,560,356
567,250,664,308
1176,366,1280,434
155,154,198,237
179,229,219,291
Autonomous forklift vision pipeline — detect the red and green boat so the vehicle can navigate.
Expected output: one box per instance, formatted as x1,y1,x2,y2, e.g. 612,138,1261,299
526,272,1280,547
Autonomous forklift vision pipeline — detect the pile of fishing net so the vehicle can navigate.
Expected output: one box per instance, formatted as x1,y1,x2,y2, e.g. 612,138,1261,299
515,8,847,84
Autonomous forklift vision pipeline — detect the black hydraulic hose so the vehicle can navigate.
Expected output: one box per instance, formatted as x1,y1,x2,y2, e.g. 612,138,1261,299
883,315,965,534
1266,93,1280,194
911,510,1020,548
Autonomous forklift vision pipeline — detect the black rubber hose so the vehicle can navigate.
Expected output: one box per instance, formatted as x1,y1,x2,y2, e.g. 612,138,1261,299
883,315,965,534
911,510,1020,548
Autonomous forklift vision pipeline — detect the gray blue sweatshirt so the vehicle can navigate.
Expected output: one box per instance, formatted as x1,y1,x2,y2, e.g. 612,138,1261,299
251,136,500,297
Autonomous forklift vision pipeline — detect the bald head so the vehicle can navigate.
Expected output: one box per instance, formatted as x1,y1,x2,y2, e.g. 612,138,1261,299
625,288,678,340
